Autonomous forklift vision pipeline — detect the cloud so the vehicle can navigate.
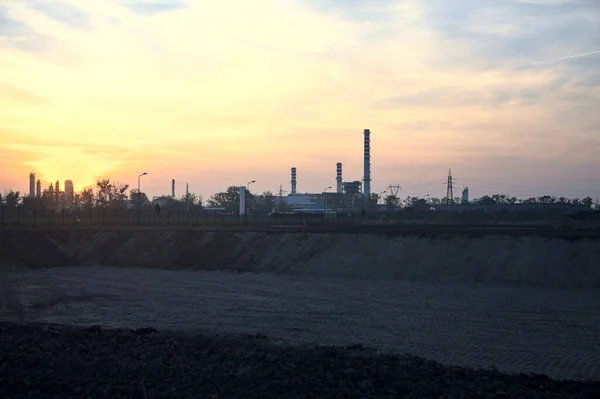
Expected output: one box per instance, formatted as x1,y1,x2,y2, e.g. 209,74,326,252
117,1,188,15
29,1,91,30
0,0,599,199
0,82,49,104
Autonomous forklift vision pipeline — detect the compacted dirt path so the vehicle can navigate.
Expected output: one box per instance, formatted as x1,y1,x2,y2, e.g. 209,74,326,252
3,266,600,382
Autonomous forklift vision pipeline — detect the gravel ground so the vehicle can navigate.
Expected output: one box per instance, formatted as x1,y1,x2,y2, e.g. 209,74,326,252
2,323,600,399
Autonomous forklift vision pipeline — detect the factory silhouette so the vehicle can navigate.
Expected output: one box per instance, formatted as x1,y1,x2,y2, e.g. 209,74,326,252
28,172,75,205
11,127,595,216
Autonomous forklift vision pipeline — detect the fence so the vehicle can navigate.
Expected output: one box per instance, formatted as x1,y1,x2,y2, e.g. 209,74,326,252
0,206,362,228
0,205,596,228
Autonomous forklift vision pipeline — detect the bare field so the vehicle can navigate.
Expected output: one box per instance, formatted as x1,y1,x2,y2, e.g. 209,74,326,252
3,266,600,381
2,228,600,385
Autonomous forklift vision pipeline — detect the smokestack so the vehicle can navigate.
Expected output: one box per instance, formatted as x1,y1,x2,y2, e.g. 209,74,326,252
172,179,175,198
36,179,41,198
291,167,297,195
336,163,342,193
29,172,35,198
363,129,371,200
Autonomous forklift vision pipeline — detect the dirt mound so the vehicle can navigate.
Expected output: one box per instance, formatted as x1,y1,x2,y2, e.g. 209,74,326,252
3,323,599,398
1,229,599,289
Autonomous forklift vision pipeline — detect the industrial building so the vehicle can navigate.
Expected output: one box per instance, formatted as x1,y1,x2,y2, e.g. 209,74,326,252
29,173,35,197
28,173,76,204
64,180,74,203
279,129,372,214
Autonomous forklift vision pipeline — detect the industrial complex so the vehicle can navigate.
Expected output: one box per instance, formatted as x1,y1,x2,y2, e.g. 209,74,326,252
239,129,374,215
13,128,595,216
27,172,74,205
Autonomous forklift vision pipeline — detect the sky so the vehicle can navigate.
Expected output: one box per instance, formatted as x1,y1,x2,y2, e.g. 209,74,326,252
1,0,599,201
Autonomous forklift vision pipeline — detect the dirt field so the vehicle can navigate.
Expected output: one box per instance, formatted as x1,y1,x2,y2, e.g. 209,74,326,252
3,265,600,382
1,228,600,397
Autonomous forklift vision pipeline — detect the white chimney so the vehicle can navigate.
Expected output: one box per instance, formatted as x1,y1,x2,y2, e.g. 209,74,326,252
363,129,371,200
239,186,246,215
291,167,297,195
336,163,343,193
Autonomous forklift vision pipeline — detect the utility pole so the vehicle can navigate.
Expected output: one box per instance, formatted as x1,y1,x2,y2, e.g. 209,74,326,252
446,169,454,204
186,183,189,212
186,183,190,226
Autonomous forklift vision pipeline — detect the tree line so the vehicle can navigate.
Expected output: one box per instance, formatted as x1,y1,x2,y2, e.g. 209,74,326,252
0,179,202,213
205,186,291,214
393,194,595,211
1,182,596,213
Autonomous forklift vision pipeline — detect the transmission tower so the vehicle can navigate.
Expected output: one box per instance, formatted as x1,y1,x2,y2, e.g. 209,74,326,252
446,169,454,204
388,185,402,197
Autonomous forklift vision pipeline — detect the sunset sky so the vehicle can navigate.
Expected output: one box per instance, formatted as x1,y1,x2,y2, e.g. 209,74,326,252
1,0,599,201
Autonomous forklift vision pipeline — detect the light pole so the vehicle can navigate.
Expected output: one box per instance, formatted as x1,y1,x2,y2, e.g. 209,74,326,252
138,172,148,201
137,172,147,223
324,186,332,218
244,180,255,218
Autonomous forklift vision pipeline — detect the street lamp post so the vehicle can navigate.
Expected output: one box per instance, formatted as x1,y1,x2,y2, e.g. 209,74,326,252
137,172,147,223
138,172,148,201
323,186,332,220
244,180,255,221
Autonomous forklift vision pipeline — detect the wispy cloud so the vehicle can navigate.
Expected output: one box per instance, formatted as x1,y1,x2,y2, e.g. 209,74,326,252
0,0,598,199
0,82,49,104
516,50,600,67
117,1,188,15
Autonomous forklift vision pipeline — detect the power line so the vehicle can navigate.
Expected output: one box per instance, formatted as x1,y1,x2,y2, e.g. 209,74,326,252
455,179,600,197
453,178,600,194
400,181,446,189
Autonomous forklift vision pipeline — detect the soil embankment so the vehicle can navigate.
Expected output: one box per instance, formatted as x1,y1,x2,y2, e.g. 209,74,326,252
1,228,599,289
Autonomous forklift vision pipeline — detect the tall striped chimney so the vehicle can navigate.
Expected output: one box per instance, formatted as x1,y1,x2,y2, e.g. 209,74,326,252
291,167,297,195
363,129,371,200
172,179,175,198
336,163,343,193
